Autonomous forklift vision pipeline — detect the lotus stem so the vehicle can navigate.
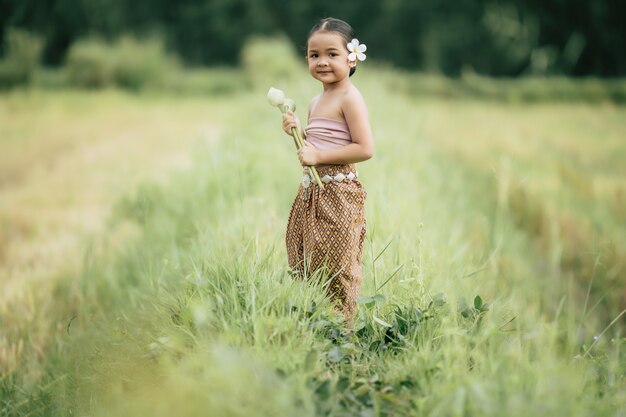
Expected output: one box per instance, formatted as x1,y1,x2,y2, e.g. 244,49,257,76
291,127,324,189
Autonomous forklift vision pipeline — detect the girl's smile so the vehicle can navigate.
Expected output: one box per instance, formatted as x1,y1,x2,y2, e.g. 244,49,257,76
307,32,355,87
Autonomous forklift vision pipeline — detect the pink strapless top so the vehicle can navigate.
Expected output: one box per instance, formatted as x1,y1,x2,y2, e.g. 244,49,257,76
305,117,352,150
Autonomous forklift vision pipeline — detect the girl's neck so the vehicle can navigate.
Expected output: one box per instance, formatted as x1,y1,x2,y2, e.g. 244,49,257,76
322,77,352,92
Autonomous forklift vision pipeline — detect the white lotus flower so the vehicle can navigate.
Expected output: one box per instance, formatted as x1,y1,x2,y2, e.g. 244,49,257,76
283,98,296,113
267,87,286,107
266,86,324,189
347,39,367,62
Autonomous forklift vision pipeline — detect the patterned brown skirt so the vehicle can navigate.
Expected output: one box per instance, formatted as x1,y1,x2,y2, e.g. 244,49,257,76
285,164,367,324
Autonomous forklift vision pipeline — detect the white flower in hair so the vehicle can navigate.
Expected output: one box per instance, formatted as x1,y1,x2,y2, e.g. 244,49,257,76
347,38,367,62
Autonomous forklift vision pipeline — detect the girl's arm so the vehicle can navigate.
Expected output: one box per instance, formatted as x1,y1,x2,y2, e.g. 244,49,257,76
299,90,374,165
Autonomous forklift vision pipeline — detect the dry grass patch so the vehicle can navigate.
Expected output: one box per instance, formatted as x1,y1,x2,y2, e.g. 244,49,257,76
0,90,225,303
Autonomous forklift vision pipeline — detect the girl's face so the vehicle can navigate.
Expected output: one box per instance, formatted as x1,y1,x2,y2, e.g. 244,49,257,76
306,31,355,86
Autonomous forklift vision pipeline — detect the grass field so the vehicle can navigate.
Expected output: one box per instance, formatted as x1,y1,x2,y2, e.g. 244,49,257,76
1,69,625,416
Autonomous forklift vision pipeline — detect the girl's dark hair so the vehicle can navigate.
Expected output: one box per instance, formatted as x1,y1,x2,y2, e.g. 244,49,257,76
307,17,357,77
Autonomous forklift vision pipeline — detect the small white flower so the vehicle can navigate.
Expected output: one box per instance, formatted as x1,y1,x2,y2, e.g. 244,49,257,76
347,38,367,62
267,87,286,107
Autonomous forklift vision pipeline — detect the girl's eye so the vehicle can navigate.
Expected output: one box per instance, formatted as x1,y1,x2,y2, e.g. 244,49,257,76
310,54,318,58
329,53,337,57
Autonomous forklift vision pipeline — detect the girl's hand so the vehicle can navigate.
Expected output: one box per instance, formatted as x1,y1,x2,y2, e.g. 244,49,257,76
298,141,320,166
282,111,303,137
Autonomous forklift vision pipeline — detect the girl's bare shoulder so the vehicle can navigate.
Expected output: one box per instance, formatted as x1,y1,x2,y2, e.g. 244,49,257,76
343,84,365,103
341,85,367,114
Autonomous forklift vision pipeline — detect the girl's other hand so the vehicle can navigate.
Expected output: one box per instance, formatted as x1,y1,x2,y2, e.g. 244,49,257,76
282,111,302,137
298,141,320,166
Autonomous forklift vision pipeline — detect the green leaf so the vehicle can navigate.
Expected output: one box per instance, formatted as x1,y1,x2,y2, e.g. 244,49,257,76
357,295,380,309
474,295,483,310
374,238,394,263
433,292,446,306
327,346,344,363
337,376,350,391
372,294,386,302
377,264,403,291
357,296,374,304
373,315,393,328
314,379,331,400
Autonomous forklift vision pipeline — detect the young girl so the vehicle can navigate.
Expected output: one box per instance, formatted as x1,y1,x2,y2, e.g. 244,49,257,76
282,17,374,325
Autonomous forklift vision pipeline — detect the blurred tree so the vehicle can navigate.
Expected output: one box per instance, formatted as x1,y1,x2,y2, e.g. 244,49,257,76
0,0,623,75
521,0,626,76
0,27,43,88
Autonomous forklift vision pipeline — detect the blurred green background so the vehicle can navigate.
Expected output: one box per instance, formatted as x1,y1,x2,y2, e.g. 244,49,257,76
1,0,625,76
1,1,625,416
1,0,626,91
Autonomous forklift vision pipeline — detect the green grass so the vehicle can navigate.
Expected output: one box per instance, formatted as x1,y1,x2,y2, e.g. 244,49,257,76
1,71,625,416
